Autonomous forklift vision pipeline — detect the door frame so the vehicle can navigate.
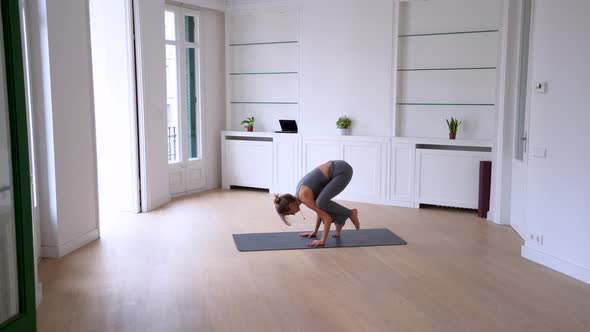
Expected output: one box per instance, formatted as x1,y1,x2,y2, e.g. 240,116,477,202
0,0,37,331
510,0,535,239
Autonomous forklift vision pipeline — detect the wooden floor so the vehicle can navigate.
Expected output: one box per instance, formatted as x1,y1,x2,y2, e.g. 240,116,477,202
37,189,590,332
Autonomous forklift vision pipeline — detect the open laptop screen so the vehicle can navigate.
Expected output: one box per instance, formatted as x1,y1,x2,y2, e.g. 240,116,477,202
278,119,298,133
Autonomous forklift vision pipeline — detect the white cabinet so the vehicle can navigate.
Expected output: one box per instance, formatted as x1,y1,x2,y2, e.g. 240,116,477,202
301,138,385,203
272,134,299,194
415,149,490,209
221,132,493,211
223,138,273,189
302,139,340,174
341,141,385,202
390,143,415,205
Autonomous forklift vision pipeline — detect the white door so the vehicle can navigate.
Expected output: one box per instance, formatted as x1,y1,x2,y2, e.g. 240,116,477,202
89,0,141,213
166,7,206,196
510,0,533,238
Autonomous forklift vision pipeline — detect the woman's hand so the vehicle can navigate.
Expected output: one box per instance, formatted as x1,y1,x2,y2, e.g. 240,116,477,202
299,232,317,238
307,239,325,247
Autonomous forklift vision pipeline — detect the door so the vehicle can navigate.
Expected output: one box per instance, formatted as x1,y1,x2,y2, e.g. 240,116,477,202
89,0,141,213
19,0,41,300
0,1,37,331
166,7,206,196
510,0,533,238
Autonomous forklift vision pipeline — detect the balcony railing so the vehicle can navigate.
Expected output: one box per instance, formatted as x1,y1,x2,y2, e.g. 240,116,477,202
167,126,177,161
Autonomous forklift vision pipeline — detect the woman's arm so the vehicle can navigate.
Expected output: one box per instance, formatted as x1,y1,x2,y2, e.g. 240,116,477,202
298,187,332,246
299,191,332,223
299,215,321,238
309,218,332,247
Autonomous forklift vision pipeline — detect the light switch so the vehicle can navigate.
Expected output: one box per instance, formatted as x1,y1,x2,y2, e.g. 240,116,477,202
531,146,547,158
535,82,547,94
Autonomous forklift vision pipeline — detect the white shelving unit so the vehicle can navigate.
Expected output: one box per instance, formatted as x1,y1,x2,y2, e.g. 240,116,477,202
226,6,300,132
395,0,502,142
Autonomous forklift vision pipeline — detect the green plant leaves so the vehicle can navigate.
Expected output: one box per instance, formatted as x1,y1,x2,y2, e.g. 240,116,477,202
446,117,462,134
336,116,352,129
241,116,255,127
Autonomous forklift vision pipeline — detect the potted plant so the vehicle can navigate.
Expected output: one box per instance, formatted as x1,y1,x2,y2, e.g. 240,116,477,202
241,116,255,132
336,116,352,136
446,117,462,140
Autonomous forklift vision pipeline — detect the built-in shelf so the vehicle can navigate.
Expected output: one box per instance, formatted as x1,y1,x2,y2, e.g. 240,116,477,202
398,30,499,38
229,41,299,46
221,130,275,138
393,136,494,148
397,103,495,106
229,72,298,75
398,67,496,72
230,101,298,105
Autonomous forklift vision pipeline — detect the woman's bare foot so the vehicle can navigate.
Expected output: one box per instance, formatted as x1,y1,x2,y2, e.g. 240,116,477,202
332,223,343,238
350,209,360,230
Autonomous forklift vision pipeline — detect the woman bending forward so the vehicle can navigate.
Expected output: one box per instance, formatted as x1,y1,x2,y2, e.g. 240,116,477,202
274,160,360,247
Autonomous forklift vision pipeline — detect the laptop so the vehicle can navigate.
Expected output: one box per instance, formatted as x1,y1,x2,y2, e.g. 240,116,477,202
276,119,298,133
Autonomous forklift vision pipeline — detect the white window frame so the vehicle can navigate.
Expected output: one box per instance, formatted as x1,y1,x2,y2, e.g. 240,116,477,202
165,5,203,163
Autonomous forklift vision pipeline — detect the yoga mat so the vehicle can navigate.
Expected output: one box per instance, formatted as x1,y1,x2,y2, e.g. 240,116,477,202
233,228,407,251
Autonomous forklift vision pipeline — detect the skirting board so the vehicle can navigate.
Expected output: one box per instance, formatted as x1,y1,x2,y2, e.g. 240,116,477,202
522,245,590,285
36,283,43,308
41,229,100,258
146,193,172,212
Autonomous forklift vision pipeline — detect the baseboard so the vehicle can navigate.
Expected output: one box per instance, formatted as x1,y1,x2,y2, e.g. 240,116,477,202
147,194,172,212
522,245,590,285
171,185,221,199
41,229,100,258
36,283,43,308
337,196,415,209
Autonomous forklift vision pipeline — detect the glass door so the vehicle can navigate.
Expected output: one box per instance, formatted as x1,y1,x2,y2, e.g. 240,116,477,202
165,6,205,196
0,1,37,331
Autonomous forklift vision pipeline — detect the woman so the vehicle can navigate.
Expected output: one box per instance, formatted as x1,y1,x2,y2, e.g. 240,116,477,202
274,160,360,247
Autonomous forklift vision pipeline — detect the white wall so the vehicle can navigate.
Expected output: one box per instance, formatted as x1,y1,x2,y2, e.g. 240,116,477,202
25,0,100,257
522,0,590,283
298,0,394,136
200,8,227,189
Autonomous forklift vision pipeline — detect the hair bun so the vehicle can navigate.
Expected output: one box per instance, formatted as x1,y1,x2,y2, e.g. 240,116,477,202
273,194,281,204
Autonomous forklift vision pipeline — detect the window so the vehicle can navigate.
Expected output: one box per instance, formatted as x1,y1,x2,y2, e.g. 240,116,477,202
165,7,201,163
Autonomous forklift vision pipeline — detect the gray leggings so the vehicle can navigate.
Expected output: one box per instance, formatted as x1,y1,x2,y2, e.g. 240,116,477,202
316,161,353,225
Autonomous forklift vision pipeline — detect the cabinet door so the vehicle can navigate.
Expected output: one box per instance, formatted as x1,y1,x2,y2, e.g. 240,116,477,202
390,144,415,204
301,139,340,174
341,141,383,202
415,149,490,209
226,139,272,189
272,135,298,194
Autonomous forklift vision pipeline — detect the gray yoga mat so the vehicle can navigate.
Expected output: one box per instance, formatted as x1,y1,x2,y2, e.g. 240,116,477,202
233,228,407,251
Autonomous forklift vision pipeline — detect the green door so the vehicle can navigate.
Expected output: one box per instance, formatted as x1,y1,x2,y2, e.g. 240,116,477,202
0,0,37,331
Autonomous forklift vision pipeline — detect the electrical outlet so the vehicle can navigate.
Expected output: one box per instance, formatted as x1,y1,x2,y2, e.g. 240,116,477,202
528,233,544,246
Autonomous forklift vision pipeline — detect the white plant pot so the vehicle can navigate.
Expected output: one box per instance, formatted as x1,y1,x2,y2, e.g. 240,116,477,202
339,128,351,136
